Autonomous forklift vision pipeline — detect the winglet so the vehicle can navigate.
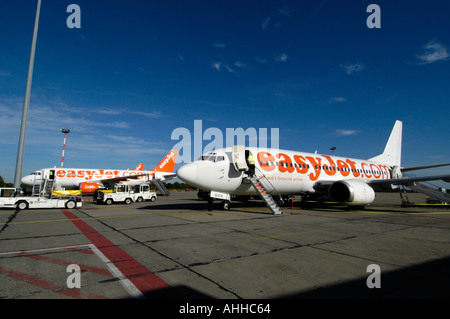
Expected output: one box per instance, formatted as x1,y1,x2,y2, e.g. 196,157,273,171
369,120,402,166
134,163,144,171
154,150,178,172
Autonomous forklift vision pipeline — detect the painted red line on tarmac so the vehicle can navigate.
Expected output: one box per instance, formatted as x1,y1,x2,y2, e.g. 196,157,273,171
0,265,107,299
401,213,450,221
62,210,170,296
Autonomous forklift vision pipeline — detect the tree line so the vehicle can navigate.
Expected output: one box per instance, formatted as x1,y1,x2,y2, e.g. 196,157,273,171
0,176,14,188
165,181,196,191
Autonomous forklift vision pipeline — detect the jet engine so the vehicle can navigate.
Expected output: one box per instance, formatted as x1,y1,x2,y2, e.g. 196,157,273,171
80,182,100,194
328,180,375,204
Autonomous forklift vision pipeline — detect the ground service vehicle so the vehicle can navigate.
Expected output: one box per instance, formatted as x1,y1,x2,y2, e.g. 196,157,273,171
0,187,82,210
97,182,157,205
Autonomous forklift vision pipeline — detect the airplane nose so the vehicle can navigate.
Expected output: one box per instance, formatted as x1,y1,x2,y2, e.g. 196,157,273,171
21,176,31,185
176,163,198,184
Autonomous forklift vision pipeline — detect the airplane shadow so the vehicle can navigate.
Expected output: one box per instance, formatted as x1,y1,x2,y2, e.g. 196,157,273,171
129,255,450,299
138,198,276,213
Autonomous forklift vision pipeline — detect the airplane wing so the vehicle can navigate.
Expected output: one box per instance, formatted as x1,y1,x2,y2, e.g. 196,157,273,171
368,174,450,187
312,174,450,192
367,163,450,188
154,172,177,181
90,171,178,186
90,173,151,186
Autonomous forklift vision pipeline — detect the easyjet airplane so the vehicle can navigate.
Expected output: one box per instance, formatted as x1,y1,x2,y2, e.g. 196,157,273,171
177,121,449,209
21,150,178,194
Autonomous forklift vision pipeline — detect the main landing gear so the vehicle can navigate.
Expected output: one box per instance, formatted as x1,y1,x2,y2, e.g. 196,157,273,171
221,200,231,210
208,198,230,211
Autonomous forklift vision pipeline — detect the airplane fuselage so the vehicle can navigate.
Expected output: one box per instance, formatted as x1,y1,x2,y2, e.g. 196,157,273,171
21,168,154,192
177,147,397,196
21,150,178,194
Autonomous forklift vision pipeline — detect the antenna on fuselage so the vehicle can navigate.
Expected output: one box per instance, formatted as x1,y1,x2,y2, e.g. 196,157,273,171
330,146,336,156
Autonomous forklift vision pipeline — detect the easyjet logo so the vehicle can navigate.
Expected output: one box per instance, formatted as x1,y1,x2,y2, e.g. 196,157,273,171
55,169,146,181
159,151,176,169
257,152,391,181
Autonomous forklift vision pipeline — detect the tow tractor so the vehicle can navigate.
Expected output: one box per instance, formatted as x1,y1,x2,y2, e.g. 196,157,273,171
0,172,82,210
97,182,157,205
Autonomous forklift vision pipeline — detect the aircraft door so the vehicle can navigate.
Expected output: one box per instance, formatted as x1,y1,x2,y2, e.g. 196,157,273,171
232,145,248,172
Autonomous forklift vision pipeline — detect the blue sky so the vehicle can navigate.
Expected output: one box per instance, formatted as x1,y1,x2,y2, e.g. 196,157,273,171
0,0,449,185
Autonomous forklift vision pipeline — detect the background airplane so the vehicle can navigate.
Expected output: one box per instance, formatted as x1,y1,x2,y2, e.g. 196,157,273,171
177,121,450,210
21,150,178,194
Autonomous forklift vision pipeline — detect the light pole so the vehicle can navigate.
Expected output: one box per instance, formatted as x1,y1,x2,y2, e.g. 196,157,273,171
14,0,42,189
61,129,71,168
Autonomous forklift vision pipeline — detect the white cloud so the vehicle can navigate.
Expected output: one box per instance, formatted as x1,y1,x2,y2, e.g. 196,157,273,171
176,54,184,63
341,63,364,74
329,97,347,103
255,57,267,64
261,16,271,30
234,61,251,70
417,40,449,64
335,129,359,136
96,108,122,115
277,6,293,17
211,62,238,75
213,42,226,49
276,53,288,62
262,6,292,30
212,62,222,71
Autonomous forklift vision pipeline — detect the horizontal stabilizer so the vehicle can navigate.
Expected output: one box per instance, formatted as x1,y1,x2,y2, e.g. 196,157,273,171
402,163,450,172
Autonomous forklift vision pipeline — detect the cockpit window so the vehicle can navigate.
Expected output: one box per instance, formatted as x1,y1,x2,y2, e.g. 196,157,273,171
197,154,225,163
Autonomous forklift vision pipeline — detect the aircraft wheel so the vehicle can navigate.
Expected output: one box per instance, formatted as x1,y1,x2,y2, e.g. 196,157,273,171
221,200,231,210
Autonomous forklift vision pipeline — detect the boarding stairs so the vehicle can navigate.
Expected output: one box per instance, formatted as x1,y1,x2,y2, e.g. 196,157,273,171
31,178,54,197
407,182,449,204
248,175,284,215
153,179,170,196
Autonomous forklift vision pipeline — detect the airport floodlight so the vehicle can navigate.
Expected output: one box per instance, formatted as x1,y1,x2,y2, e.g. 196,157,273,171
14,0,42,189
330,146,336,156
61,128,71,168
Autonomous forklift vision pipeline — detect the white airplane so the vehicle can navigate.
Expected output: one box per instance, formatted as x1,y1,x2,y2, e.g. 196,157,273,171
177,121,450,210
21,150,178,194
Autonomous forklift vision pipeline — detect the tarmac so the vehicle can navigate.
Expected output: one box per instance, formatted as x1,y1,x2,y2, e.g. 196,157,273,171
0,191,449,301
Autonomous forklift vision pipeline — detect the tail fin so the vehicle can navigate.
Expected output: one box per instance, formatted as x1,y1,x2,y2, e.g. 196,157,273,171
369,120,402,166
134,163,144,171
154,150,178,172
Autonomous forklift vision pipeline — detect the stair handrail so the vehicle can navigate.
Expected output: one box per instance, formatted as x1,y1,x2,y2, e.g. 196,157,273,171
253,167,284,205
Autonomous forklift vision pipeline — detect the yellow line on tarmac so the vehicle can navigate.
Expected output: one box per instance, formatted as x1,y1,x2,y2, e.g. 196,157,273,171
0,210,216,226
